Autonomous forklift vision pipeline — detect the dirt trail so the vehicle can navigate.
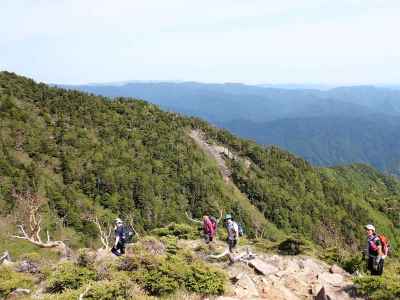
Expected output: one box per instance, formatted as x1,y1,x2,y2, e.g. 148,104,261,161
189,130,234,182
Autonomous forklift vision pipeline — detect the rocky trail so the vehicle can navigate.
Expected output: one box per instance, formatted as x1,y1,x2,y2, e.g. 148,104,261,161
180,240,361,300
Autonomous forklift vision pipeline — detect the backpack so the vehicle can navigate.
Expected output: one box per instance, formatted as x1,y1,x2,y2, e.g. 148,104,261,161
123,225,135,243
378,234,390,256
237,223,244,236
209,216,218,232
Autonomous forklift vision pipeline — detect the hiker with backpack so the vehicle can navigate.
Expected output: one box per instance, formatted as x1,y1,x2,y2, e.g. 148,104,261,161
364,224,389,275
203,215,217,244
224,214,240,253
111,218,126,256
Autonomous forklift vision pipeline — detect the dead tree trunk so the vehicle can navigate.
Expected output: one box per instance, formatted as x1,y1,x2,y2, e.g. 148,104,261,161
10,190,66,252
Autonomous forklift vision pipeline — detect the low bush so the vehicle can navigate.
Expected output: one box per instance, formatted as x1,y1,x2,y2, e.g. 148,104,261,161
184,262,226,295
76,248,96,268
151,223,198,240
0,266,34,298
354,274,400,300
46,262,96,293
83,273,136,300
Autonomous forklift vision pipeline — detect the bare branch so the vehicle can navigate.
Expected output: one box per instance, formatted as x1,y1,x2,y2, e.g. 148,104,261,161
0,251,11,264
185,211,202,224
10,191,66,250
92,217,112,250
78,285,91,300
216,209,224,224
127,216,140,239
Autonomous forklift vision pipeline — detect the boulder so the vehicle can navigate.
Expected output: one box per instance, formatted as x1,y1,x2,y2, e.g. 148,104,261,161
6,288,31,300
329,264,345,275
233,273,259,298
319,273,345,287
16,260,40,274
249,258,279,275
315,286,331,300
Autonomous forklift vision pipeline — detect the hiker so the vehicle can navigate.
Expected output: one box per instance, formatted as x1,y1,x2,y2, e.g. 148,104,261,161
203,215,216,244
224,214,239,253
111,218,126,256
364,224,385,275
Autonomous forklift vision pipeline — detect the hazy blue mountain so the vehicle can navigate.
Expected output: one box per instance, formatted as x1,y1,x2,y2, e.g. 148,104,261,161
220,115,400,176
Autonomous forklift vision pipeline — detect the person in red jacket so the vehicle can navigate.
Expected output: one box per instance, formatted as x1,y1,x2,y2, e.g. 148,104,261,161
203,215,216,244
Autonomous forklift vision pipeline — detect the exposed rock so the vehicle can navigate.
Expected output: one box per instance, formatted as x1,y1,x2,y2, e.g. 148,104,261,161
249,258,279,275
315,286,331,300
319,273,345,287
329,264,345,275
6,288,31,299
16,260,40,274
143,238,166,255
95,248,118,262
232,273,259,298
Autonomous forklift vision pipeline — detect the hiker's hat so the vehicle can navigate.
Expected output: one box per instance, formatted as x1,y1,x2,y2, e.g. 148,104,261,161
365,224,375,231
224,213,232,220
115,218,123,224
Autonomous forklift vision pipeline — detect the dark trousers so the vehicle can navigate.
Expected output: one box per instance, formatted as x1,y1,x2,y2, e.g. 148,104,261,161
111,241,125,256
228,238,237,253
204,233,214,244
367,256,384,275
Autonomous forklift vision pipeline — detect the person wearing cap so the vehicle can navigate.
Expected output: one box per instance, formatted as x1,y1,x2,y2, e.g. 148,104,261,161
224,214,239,253
111,218,126,256
365,224,384,275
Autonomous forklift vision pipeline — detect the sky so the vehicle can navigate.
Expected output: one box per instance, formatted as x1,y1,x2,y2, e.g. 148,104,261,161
0,0,399,85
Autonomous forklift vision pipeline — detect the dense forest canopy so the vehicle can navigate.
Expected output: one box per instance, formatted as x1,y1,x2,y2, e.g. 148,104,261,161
1,72,399,253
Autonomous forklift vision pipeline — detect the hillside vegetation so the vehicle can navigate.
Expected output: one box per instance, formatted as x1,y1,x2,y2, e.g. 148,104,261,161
1,71,399,252
67,81,400,177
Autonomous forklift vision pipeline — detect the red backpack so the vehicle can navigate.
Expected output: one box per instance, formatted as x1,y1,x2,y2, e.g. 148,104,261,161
378,234,390,256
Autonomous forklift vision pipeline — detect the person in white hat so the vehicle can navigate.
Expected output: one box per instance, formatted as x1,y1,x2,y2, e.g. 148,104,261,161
364,224,384,275
111,218,126,256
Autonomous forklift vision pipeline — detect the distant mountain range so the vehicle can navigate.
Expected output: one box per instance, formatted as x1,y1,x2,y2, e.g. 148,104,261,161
61,81,400,176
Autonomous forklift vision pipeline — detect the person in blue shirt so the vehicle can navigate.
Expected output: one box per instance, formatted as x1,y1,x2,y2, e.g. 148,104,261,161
111,218,126,256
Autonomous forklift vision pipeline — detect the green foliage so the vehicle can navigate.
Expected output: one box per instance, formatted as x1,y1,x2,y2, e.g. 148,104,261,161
151,223,198,240
82,273,136,300
320,247,365,274
0,266,34,298
354,274,400,300
46,262,96,293
76,249,96,268
184,262,226,295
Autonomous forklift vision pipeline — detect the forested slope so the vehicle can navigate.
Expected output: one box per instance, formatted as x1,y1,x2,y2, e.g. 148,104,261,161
1,72,399,253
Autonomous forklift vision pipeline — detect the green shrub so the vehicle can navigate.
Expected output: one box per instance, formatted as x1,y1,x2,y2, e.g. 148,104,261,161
82,273,136,300
142,256,187,295
354,274,400,300
47,262,96,293
184,262,226,295
0,266,34,298
151,223,197,240
143,269,180,296
160,236,178,254
342,254,365,274
278,238,305,255
76,248,96,268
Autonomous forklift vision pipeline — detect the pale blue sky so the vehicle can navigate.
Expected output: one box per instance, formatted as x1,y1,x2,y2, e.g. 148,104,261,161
0,0,399,85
